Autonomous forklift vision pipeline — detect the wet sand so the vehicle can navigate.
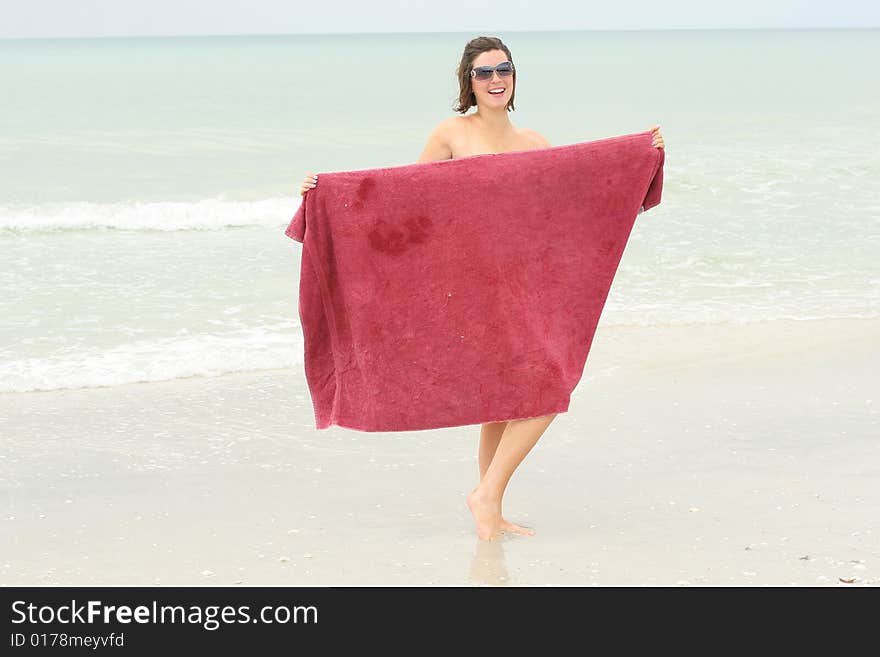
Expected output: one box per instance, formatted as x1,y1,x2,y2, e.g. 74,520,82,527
1,317,877,586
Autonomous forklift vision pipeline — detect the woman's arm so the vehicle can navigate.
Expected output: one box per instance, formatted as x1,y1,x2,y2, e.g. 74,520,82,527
417,119,454,163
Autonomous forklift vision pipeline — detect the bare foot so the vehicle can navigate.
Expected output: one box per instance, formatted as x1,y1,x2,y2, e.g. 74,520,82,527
500,518,535,535
466,487,502,541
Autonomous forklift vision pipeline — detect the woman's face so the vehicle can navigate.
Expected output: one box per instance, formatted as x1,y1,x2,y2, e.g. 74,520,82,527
470,49,514,108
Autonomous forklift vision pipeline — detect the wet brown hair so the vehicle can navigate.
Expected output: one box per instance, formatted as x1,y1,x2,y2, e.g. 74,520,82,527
453,36,516,114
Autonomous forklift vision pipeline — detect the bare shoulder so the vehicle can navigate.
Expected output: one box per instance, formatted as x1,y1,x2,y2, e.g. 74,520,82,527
444,115,469,138
519,128,551,148
428,115,467,137
417,117,458,163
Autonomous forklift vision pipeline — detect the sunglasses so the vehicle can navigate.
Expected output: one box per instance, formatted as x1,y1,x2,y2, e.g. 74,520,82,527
470,61,515,82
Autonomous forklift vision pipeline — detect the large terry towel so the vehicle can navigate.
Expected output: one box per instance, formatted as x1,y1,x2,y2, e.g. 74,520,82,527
285,130,665,432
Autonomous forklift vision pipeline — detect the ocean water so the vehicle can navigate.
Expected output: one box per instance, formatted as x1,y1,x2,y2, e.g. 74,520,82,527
1,29,878,393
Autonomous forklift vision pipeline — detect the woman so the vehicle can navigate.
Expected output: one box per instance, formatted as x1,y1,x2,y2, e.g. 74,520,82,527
299,36,665,541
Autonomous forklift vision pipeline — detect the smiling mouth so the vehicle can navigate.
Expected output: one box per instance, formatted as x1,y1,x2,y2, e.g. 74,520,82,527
488,88,505,95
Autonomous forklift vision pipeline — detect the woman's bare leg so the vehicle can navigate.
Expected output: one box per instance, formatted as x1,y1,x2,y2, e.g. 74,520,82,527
468,413,557,540
479,422,536,536
478,421,506,478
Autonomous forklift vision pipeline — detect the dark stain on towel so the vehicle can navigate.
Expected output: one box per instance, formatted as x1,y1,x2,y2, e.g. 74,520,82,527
351,177,377,211
404,215,432,244
354,175,434,254
368,215,434,255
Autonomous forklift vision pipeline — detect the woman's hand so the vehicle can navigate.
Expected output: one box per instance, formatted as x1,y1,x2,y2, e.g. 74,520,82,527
300,171,318,196
649,125,665,149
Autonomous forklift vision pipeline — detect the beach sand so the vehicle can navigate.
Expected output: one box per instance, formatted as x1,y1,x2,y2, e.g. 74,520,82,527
1,317,877,586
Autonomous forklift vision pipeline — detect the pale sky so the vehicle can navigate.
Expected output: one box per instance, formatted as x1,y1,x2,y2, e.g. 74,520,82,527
1,0,877,39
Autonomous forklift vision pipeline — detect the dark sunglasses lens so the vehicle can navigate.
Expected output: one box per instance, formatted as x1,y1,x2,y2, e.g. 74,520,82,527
474,63,513,81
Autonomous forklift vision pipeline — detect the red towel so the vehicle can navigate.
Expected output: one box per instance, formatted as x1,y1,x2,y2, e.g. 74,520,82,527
286,130,665,431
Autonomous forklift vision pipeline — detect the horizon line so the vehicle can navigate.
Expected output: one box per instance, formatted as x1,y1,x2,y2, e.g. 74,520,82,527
1,25,877,41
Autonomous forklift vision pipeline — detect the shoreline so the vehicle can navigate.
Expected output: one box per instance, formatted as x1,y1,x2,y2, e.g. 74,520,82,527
2,316,877,585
